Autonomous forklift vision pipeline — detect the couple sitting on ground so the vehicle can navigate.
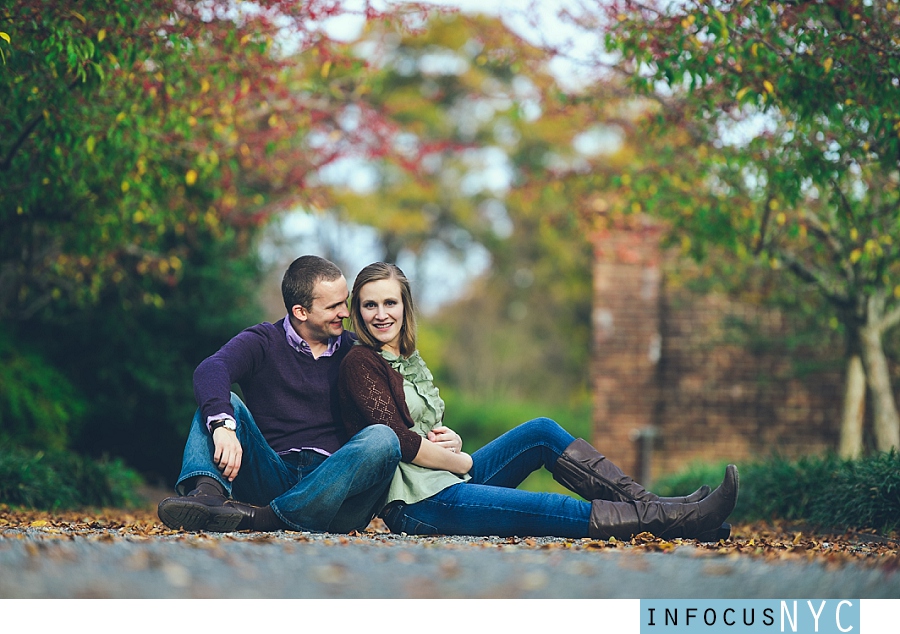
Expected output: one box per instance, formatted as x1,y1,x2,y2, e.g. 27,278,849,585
158,255,738,541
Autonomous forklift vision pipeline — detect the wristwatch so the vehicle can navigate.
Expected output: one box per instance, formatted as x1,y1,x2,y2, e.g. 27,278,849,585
210,418,236,433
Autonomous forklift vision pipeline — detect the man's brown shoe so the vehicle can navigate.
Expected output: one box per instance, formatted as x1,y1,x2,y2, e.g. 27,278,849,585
158,492,263,532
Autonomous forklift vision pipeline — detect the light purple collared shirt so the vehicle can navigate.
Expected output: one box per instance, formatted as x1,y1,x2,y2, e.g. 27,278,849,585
283,315,343,358
206,317,345,457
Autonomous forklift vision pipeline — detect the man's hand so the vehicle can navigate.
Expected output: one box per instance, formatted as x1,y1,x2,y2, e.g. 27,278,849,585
212,427,242,481
427,425,463,454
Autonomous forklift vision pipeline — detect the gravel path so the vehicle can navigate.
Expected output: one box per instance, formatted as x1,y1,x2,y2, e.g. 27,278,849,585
2,526,898,599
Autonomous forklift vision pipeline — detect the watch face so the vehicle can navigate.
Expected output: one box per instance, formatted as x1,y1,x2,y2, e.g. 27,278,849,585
224,420,236,431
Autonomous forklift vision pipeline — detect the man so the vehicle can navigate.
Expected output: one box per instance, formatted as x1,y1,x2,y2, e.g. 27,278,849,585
158,255,401,533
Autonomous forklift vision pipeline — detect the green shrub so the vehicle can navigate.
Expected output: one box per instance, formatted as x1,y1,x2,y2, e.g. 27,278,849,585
436,390,592,497
816,451,900,534
654,451,900,534
440,388,592,453
0,446,144,510
0,331,87,452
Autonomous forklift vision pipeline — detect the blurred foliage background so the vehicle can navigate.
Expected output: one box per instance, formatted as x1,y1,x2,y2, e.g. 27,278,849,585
2,0,899,528
0,2,598,497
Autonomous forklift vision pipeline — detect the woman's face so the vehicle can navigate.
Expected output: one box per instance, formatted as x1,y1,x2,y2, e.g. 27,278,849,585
358,277,404,355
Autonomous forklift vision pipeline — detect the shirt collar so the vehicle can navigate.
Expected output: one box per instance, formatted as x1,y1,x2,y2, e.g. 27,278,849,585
283,316,342,358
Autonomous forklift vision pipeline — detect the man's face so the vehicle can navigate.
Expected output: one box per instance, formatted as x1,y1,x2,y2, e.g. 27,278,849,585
294,276,350,344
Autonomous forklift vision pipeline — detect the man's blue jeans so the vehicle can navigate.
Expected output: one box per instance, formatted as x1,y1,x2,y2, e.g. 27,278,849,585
382,417,592,538
175,393,401,533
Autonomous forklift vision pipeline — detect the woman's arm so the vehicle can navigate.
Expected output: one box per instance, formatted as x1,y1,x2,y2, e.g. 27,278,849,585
339,347,423,462
412,438,472,475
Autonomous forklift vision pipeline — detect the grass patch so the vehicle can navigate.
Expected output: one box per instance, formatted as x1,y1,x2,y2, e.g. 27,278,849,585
654,451,900,534
0,446,145,510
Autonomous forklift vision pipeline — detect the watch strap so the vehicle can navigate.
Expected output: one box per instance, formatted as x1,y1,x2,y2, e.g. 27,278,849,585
209,418,235,432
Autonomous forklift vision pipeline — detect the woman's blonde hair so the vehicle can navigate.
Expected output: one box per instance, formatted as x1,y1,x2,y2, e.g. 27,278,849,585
350,262,417,356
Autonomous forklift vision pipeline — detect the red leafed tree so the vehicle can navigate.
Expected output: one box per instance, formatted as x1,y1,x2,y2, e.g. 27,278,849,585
0,0,434,320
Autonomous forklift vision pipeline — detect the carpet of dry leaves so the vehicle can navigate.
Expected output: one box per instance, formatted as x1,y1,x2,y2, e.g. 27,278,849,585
1,504,898,574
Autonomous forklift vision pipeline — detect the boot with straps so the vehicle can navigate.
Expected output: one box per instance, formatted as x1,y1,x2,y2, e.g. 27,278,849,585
587,464,739,541
553,439,734,541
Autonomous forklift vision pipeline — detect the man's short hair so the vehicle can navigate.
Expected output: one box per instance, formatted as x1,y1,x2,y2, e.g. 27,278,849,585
281,255,343,312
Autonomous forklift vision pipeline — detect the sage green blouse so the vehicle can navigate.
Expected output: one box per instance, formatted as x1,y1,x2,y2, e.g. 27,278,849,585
380,349,470,506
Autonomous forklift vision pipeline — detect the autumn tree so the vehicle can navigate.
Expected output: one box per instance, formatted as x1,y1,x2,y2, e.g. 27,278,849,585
306,13,602,404
1,0,430,321
565,0,900,455
0,0,433,473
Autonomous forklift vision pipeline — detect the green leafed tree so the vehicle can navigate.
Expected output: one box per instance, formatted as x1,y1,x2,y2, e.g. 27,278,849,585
573,0,900,455
1,0,429,321
0,0,436,474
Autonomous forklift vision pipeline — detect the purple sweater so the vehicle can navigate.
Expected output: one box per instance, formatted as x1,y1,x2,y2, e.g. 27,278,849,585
193,318,355,455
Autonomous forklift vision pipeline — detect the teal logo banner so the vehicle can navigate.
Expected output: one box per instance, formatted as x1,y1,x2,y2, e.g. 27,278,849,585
640,600,860,633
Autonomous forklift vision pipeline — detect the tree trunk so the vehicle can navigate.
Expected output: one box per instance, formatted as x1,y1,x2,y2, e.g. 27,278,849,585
859,314,900,452
839,352,866,458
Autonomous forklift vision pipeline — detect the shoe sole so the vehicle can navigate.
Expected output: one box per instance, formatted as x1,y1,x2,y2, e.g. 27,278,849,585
158,499,246,532
696,522,731,542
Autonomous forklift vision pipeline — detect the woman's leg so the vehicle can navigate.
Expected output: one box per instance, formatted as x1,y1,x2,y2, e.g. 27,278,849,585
469,417,574,488
468,418,706,506
587,465,740,540
384,482,591,538
553,439,709,504
383,465,739,541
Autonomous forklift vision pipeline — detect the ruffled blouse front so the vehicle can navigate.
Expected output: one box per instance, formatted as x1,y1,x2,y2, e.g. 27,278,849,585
380,349,469,506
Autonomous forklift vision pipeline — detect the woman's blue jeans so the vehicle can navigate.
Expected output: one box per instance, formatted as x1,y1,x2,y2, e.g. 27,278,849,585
175,393,401,533
382,417,592,538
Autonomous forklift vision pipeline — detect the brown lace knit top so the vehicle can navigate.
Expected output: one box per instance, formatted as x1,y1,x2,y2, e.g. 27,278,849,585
338,344,423,462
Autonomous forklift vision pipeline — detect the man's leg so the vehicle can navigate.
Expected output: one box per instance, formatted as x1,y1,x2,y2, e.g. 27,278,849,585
160,393,295,530
270,424,401,533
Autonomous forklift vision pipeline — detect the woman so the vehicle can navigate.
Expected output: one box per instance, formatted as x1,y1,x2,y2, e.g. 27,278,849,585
338,262,738,540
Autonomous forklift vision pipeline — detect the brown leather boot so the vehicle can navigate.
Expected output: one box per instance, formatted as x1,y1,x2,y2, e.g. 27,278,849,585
587,464,739,541
553,438,710,503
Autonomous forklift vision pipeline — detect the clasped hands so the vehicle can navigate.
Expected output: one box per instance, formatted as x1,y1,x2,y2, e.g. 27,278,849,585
427,425,463,454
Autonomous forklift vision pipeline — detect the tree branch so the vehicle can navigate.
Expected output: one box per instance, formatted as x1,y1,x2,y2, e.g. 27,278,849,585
0,113,45,172
0,76,81,172
778,248,851,309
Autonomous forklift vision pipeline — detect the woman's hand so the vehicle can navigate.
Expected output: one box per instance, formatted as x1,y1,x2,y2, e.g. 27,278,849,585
427,425,463,454
212,427,243,481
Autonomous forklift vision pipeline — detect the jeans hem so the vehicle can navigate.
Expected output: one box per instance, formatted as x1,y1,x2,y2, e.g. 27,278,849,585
269,502,327,533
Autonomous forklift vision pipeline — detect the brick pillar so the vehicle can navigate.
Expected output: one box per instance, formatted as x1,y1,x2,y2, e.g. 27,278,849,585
591,218,663,479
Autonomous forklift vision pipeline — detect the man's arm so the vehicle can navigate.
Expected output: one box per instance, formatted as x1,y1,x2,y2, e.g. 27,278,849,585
193,327,268,422
193,325,271,481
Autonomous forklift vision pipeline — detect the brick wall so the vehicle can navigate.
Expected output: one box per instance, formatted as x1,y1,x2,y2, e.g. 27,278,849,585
591,222,844,483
